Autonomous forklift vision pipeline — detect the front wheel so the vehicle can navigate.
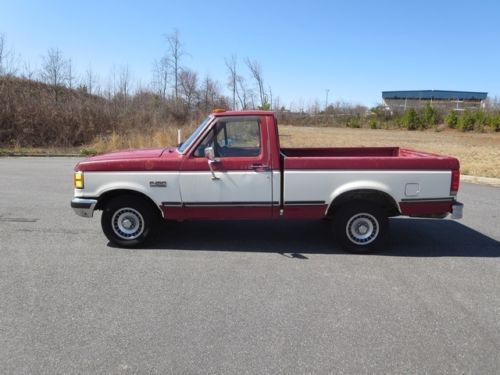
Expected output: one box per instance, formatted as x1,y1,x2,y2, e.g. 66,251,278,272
333,202,388,253
101,195,158,247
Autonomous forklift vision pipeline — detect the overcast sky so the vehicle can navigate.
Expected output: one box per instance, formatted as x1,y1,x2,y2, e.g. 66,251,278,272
1,0,499,108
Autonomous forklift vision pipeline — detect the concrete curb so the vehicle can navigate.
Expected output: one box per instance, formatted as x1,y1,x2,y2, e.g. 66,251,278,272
0,153,82,157
461,175,500,187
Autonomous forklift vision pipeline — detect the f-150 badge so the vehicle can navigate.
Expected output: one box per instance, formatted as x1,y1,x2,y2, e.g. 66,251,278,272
149,181,167,188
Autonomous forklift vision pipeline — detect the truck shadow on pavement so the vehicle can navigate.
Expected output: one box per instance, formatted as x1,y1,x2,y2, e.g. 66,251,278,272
129,218,500,258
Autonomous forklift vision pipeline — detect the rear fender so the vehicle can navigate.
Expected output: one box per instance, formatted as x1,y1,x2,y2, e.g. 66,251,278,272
326,181,400,214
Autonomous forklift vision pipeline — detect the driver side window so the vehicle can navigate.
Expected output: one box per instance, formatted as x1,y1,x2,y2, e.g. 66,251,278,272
194,118,261,157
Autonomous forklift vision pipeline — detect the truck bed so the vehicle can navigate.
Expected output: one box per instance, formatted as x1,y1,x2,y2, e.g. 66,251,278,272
282,147,459,170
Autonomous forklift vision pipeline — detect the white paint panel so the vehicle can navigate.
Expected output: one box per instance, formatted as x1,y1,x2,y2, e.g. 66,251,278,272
272,171,281,204
180,171,272,203
74,171,181,207
75,169,451,216
284,170,452,206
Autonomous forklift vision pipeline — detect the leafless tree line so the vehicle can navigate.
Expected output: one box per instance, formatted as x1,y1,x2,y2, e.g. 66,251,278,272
0,30,282,148
150,30,274,111
0,30,276,113
224,55,272,110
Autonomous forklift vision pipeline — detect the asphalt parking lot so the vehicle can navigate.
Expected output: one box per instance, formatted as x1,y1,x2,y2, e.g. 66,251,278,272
1,157,499,374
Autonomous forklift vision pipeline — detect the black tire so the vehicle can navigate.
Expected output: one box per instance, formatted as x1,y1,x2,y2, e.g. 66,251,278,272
333,201,388,253
101,195,158,247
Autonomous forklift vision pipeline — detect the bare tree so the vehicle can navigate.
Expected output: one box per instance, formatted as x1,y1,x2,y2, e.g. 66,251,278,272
485,97,500,112
104,65,118,99
118,65,131,97
84,65,98,95
245,58,267,108
116,65,132,108
272,96,281,112
309,99,321,115
268,85,273,110
40,48,70,102
67,58,76,89
201,75,220,112
179,68,198,109
225,54,238,110
0,33,6,75
21,60,36,80
40,48,68,87
152,56,170,98
166,29,185,100
0,33,18,76
236,75,251,109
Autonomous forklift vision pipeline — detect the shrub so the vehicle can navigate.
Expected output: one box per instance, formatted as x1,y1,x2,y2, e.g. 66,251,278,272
490,115,500,132
345,116,361,128
80,147,98,156
473,110,487,132
457,109,475,132
368,118,378,129
400,108,419,130
420,104,439,129
445,110,458,128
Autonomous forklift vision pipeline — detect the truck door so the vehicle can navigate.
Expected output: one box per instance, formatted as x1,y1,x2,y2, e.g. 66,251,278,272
178,115,274,219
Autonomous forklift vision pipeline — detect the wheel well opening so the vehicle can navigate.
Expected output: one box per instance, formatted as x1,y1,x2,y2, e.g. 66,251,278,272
95,190,163,218
328,189,400,217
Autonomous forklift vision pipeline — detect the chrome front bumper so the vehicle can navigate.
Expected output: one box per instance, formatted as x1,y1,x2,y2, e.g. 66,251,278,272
451,202,464,220
71,198,98,218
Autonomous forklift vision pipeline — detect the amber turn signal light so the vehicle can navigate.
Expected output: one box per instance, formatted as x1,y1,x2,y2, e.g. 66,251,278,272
74,171,84,189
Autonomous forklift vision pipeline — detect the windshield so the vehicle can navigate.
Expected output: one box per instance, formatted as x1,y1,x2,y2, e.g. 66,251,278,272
177,116,212,153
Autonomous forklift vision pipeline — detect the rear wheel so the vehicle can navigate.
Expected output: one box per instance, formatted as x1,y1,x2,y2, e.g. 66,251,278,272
333,201,388,253
101,195,158,247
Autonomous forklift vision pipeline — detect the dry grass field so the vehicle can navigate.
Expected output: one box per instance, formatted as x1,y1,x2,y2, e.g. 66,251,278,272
279,125,500,178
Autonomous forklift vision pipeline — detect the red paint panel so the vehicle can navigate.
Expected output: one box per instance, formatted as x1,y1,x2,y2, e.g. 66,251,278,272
75,148,183,172
283,205,327,219
85,148,166,161
399,201,453,216
214,110,274,117
180,155,267,172
282,147,399,157
283,147,459,171
163,206,273,220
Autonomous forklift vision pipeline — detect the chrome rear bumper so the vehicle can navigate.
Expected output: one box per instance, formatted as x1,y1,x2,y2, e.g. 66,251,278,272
451,202,464,220
71,198,98,218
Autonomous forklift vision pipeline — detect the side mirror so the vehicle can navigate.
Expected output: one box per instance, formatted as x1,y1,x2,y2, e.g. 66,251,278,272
204,146,215,161
204,146,220,180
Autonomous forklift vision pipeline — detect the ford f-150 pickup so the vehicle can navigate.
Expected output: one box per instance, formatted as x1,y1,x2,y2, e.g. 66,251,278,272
71,110,463,252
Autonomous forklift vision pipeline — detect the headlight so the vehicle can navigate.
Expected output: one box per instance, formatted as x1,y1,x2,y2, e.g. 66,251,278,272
74,171,84,189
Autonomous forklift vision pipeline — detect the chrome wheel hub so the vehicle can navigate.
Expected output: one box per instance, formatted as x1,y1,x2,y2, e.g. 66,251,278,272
358,224,369,235
111,208,144,240
346,213,379,245
121,218,133,230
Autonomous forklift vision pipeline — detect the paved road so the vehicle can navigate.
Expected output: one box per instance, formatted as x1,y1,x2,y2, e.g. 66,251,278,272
1,157,499,374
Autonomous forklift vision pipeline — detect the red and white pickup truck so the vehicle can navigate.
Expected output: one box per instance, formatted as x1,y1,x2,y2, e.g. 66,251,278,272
71,110,463,252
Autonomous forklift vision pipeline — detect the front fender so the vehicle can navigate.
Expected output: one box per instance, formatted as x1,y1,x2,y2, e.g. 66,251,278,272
74,171,181,209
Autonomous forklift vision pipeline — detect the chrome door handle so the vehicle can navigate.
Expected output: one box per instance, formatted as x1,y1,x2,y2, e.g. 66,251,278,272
250,164,271,172
208,159,220,180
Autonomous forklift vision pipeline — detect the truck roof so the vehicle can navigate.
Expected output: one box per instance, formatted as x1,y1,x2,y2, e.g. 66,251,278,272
212,110,274,117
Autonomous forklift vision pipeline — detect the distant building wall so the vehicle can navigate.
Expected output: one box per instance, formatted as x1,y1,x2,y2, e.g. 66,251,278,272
382,90,487,113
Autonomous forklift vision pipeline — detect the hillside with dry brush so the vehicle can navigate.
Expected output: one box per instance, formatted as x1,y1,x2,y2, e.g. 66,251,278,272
0,76,217,150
